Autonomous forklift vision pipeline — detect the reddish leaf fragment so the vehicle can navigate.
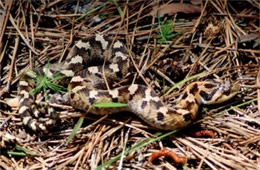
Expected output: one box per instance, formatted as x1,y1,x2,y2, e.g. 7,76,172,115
191,130,216,138
149,149,187,164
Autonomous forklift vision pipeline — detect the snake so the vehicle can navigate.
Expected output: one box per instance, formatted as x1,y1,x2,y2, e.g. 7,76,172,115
17,34,240,132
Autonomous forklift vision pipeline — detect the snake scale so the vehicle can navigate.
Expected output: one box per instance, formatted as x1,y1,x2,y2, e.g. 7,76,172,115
18,34,240,132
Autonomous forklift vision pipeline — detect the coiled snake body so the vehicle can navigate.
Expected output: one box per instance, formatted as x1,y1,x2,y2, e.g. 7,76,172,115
18,34,240,132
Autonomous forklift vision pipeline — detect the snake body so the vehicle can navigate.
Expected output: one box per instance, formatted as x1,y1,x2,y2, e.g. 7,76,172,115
18,34,240,132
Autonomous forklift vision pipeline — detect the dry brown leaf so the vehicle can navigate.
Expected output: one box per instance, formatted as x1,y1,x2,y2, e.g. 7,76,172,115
204,23,221,38
150,3,201,17
238,33,260,43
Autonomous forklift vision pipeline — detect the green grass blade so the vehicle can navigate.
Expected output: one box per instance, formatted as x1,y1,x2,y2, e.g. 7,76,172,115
2,145,37,157
111,0,124,19
15,145,37,156
5,151,27,157
96,131,176,170
197,98,257,124
65,117,84,145
164,72,206,96
93,102,128,108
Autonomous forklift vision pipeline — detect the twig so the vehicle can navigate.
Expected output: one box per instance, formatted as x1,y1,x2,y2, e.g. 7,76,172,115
6,37,19,93
9,14,39,55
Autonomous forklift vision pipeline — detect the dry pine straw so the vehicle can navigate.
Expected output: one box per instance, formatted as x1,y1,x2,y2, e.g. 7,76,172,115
0,0,259,169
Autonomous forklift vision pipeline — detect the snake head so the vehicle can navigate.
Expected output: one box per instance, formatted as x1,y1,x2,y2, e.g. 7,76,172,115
216,80,240,103
196,80,240,105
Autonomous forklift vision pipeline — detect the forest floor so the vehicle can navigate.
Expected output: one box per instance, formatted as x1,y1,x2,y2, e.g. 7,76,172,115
0,0,259,169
